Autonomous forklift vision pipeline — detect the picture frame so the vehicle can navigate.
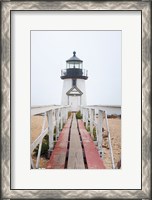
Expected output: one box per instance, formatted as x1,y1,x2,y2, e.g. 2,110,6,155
1,0,151,199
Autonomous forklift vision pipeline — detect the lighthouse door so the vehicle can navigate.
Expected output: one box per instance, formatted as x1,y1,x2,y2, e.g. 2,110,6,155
69,95,80,112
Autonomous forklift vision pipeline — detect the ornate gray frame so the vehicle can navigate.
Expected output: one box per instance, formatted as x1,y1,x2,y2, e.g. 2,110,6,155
1,1,151,199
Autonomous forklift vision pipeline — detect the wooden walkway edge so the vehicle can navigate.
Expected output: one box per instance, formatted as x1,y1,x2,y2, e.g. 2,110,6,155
46,117,72,169
78,120,105,169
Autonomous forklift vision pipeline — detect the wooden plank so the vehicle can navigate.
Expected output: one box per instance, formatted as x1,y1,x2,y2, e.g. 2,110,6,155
46,147,67,169
67,115,85,169
46,118,72,169
78,120,106,169
46,128,69,169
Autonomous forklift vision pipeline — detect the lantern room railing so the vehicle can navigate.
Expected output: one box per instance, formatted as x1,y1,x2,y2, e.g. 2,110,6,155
61,68,88,79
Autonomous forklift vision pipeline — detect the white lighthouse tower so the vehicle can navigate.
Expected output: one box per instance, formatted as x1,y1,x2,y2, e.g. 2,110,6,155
61,51,88,112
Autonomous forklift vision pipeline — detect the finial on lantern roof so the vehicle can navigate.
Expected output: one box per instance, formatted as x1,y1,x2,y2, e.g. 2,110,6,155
66,51,82,63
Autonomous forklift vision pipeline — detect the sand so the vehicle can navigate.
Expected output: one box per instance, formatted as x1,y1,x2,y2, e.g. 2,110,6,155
31,116,121,169
102,118,121,169
31,115,48,143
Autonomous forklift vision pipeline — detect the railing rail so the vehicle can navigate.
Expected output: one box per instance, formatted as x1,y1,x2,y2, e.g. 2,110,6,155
61,68,88,77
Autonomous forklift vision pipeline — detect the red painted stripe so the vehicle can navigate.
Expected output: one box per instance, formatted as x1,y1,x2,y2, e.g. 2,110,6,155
46,147,67,169
46,118,72,169
78,120,106,169
64,117,72,128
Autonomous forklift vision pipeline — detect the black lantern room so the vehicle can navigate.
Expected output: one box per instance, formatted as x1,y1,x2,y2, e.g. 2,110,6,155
61,51,88,80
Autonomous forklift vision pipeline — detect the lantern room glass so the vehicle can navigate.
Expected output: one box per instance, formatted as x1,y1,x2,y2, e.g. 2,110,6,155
66,62,82,69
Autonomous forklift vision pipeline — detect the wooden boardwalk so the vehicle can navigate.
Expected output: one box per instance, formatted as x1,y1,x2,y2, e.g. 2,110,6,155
67,114,85,169
46,114,105,169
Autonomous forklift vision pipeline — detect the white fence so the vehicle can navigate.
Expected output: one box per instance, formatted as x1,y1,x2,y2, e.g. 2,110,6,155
81,106,115,169
87,105,121,115
31,105,70,169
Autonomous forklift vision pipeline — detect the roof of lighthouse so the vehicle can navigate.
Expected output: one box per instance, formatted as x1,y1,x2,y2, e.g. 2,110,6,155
66,51,83,63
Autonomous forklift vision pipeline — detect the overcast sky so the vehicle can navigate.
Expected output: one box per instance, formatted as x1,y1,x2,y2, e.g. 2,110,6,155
31,31,121,106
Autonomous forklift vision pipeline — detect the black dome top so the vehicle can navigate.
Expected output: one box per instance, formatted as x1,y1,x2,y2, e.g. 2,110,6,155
66,51,83,63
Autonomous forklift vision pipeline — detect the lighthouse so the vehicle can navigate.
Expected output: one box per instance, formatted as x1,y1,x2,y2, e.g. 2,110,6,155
61,51,88,112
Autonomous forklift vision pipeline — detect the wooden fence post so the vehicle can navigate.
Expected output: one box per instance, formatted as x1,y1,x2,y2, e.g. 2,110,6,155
65,107,68,120
62,107,65,124
60,108,63,130
82,108,85,122
55,109,60,138
97,110,104,157
47,110,54,155
86,108,89,129
105,111,115,169
90,109,94,137
36,113,46,168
